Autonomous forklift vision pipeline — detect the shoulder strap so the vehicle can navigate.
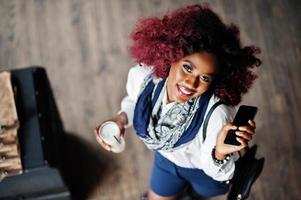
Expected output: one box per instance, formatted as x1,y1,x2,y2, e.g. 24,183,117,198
202,101,224,143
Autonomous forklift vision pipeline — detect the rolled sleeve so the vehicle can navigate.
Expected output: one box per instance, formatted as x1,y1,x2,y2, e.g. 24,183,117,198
119,64,152,128
199,104,237,181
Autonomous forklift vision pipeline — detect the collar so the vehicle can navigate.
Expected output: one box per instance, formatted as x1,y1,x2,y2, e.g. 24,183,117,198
161,79,176,115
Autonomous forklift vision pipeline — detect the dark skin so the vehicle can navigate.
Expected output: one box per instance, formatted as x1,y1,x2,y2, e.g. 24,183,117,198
95,52,256,200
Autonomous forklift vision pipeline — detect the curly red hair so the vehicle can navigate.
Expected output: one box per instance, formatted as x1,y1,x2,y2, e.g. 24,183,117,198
129,4,261,106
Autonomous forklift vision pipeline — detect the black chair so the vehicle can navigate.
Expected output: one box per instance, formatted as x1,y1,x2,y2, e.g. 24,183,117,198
227,145,265,200
0,67,70,199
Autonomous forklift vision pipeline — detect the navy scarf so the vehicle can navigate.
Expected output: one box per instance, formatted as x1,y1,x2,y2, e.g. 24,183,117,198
133,78,212,150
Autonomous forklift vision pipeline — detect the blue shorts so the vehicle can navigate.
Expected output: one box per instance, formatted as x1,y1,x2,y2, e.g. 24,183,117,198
150,152,229,197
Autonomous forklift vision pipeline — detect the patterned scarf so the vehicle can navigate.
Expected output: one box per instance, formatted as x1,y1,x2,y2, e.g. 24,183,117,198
133,75,212,151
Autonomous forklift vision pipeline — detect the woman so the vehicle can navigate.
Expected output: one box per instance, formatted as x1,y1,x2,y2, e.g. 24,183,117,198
95,4,261,200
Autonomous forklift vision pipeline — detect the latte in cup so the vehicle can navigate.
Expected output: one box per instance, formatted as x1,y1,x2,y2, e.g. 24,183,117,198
98,121,125,153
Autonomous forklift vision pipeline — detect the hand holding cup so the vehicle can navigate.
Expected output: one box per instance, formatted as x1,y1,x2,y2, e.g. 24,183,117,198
94,112,127,153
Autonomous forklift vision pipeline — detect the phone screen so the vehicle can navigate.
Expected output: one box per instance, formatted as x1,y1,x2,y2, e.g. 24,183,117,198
224,105,258,146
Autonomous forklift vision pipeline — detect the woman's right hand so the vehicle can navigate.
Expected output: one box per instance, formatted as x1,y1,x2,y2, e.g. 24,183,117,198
215,120,256,159
94,125,113,151
94,112,128,152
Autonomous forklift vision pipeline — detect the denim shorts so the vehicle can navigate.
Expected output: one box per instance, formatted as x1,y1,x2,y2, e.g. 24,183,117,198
150,152,229,197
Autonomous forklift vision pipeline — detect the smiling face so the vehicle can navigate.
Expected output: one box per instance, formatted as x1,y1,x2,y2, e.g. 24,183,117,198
167,52,218,103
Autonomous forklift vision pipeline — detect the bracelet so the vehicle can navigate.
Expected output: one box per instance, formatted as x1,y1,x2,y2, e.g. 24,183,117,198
211,146,231,166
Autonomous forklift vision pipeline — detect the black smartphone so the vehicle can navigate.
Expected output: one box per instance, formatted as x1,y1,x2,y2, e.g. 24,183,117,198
224,105,258,146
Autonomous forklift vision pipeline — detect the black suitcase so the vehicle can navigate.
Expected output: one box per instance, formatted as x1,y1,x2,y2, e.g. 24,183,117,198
0,67,70,199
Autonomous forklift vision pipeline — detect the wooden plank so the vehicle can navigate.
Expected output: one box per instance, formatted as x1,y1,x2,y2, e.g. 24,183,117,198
0,0,16,68
0,0,300,199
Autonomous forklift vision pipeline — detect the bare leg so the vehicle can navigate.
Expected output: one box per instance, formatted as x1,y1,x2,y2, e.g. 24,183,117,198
147,189,177,200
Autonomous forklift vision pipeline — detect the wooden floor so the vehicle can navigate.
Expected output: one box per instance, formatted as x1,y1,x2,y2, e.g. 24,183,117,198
0,0,300,199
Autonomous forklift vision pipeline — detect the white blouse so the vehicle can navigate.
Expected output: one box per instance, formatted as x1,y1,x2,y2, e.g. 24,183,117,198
119,64,238,181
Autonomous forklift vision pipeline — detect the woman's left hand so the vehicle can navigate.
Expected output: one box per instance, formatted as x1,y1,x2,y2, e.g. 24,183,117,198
215,120,256,160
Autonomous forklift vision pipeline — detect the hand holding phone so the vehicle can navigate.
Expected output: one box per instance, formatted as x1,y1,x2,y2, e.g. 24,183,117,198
224,105,258,146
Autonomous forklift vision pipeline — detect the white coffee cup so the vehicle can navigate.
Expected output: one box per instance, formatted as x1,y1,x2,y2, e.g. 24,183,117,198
98,121,125,153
